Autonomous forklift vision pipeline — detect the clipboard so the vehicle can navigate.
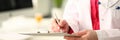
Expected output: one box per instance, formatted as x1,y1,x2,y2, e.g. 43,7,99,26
20,33,81,37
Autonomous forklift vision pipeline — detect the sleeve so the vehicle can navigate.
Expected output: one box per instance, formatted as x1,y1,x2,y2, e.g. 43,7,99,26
96,29,120,40
63,0,80,33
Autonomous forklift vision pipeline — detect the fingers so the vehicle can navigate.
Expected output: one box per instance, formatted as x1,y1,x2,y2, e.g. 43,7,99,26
59,19,69,33
64,36,81,40
61,24,69,33
51,18,69,33
51,19,60,32
52,19,67,28
64,33,81,40
51,19,67,32
59,19,67,27
64,36,76,40
64,30,88,40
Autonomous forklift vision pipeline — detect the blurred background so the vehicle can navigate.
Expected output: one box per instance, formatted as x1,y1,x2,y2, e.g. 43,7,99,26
0,0,68,28
0,0,68,40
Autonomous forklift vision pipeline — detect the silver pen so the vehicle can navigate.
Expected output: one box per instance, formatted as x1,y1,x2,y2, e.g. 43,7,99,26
54,13,63,33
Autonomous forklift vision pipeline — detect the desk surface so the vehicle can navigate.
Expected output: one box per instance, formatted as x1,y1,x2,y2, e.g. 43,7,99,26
0,16,65,40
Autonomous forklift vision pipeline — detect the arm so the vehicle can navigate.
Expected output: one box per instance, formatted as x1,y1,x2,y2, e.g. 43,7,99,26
63,0,80,33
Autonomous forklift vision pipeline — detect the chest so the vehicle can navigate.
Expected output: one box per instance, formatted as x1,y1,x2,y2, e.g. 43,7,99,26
76,0,120,29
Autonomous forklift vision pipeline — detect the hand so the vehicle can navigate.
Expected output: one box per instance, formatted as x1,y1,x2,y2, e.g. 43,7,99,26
51,19,69,33
64,30,98,40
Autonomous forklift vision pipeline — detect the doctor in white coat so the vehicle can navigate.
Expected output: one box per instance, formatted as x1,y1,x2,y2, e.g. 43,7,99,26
51,0,120,40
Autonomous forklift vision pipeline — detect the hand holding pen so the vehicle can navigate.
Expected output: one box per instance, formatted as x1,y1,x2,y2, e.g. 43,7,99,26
51,14,70,33
54,13,63,33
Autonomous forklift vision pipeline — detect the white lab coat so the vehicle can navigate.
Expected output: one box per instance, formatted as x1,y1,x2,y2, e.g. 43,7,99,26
63,0,120,40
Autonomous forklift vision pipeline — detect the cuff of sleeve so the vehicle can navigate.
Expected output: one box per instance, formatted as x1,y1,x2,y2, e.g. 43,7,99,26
96,30,108,40
68,27,74,34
